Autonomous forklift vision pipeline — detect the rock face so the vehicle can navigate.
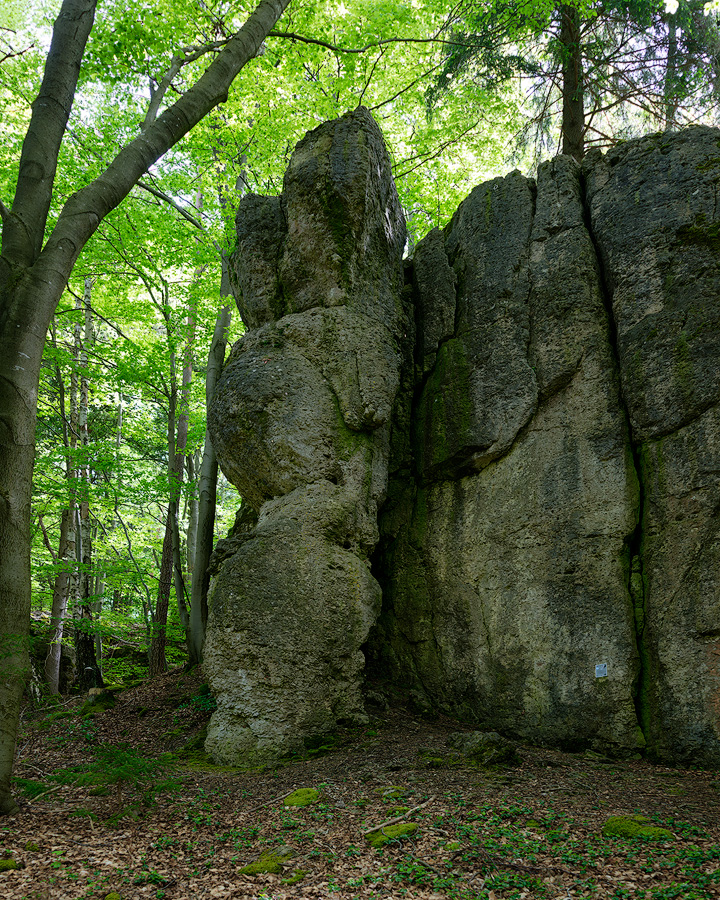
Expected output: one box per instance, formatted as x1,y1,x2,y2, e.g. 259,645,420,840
206,114,720,767
203,108,406,764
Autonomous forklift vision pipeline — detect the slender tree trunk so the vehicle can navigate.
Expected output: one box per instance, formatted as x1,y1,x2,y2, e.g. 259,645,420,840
189,305,232,665
74,280,102,691
664,15,679,129
0,0,291,817
44,509,71,694
560,4,584,162
149,514,174,677
43,326,75,693
92,572,104,669
186,449,200,576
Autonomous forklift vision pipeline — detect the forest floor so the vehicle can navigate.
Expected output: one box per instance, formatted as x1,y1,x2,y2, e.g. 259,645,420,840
1,669,719,900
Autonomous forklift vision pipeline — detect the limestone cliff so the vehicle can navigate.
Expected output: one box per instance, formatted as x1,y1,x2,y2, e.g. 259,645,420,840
206,113,720,767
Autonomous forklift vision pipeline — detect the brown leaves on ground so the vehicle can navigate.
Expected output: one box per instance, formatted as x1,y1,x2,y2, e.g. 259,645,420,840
1,669,719,900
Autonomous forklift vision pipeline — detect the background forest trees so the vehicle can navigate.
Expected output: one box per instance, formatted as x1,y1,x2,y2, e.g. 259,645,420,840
1,0,719,815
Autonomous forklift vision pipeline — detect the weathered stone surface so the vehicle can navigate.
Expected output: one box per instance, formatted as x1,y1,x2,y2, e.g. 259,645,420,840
372,155,643,756
412,227,456,374
204,484,382,764
638,408,720,765
278,107,406,326
448,731,520,767
208,116,720,768
584,127,720,766
415,172,538,480
204,108,406,765
230,194,287,329
584,127,720,442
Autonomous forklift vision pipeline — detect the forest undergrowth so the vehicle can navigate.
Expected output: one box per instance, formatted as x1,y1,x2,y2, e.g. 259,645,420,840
1,669,719,900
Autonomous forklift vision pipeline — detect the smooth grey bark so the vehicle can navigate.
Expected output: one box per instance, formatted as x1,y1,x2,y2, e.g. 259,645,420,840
0,0,292,815
188,305,232,665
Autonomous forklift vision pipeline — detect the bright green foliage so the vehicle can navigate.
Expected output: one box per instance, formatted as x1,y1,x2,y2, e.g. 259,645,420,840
2,0,525,679
4,0,720,685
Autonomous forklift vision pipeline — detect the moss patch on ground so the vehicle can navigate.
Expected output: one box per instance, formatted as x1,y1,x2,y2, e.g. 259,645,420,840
80,690,118,718
239,846,294,875
0,859,20,871
283,788,319,807
602,815,674,841
365,823,419,848
281,869,308,885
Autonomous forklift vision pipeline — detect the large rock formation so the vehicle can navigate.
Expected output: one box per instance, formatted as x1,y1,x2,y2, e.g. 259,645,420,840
203,109,406,764
206,114,720,767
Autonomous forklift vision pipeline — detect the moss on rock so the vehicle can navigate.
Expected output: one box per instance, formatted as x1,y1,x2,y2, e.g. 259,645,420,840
80,690,117,718
0,859,20,872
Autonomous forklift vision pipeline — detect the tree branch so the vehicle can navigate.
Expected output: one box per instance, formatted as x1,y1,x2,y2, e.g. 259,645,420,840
37,513,58,563
136,180,204,229
268,30,464,54
394,120,480,180
142,40,231,130
32,0,293,308
5,0,97,267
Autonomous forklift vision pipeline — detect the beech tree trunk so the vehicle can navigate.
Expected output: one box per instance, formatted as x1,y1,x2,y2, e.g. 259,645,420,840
560,4,584,162
0,0,292,815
